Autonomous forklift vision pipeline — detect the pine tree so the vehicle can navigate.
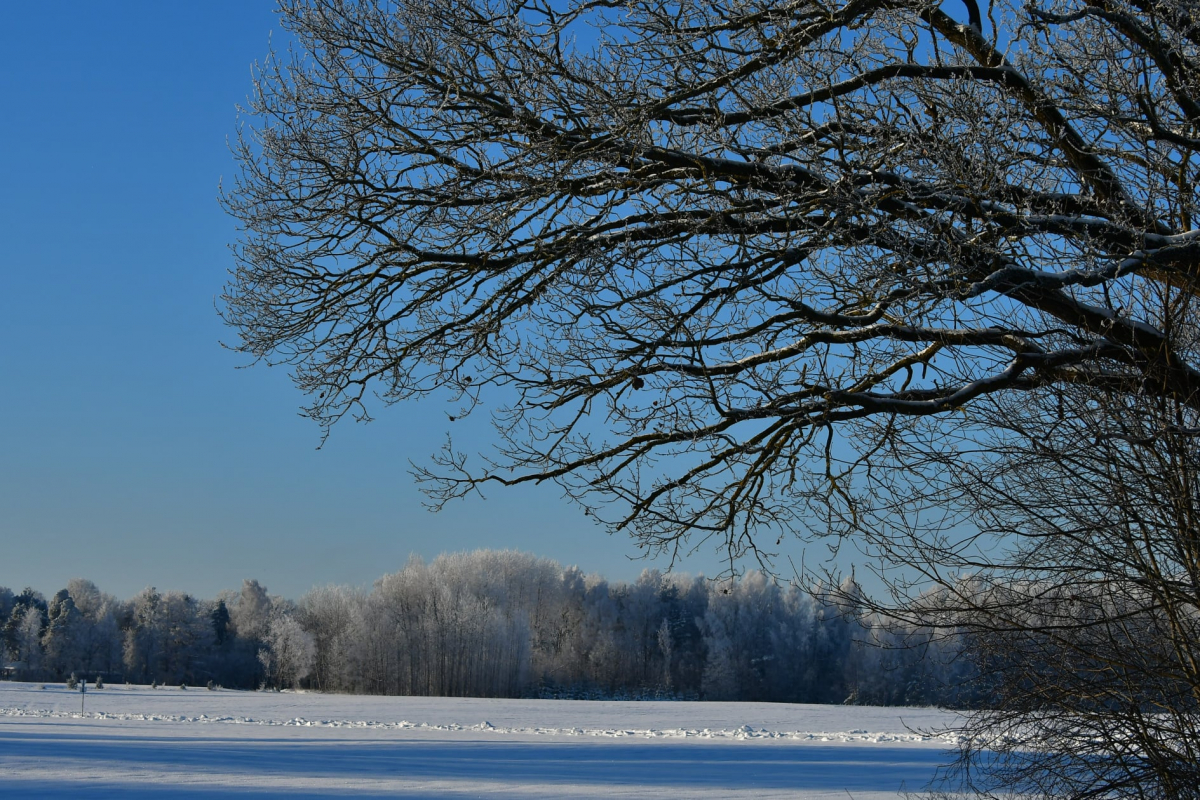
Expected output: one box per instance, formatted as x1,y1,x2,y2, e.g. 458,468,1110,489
211,600,230,646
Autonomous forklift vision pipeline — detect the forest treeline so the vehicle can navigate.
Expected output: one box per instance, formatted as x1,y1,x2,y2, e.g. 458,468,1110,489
0,550,976,706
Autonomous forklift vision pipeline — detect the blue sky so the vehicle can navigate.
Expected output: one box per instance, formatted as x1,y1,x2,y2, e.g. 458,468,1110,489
0,1,788,601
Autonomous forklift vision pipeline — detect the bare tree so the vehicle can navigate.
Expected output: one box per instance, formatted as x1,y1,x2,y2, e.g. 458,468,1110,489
224,0,1200,564
838,383,1199,799
224,3,1200,791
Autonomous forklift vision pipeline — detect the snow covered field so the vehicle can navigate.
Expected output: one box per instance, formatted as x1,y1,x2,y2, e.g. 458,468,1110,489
0,681,961,798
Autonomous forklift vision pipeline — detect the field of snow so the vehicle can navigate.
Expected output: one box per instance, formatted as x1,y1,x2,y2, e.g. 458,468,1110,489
0,681,962,798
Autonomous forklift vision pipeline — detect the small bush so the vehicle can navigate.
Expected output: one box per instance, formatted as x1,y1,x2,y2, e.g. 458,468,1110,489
206,680,216,691
180,683,187,690
66,673,78,690
151,680,158,689
94,676,104,689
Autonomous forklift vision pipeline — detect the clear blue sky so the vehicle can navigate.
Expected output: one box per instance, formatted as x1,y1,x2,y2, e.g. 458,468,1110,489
0,1,797,601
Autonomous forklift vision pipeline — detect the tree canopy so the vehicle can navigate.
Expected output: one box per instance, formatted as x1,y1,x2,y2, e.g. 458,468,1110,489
218,2,1200,794
224,0,1200,566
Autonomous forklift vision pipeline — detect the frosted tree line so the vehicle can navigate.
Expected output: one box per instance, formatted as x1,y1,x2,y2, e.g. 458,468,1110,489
0,550,974,705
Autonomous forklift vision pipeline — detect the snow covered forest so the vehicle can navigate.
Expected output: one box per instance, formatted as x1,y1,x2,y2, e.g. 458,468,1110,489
0,550,974,706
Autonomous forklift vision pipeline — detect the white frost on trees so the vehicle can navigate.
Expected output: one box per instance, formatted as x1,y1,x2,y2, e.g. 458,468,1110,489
260,614,315,690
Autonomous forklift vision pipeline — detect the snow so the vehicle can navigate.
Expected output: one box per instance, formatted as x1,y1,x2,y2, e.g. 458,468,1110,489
0,681,962,798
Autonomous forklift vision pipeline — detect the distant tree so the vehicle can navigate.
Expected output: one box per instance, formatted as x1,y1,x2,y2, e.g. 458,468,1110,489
0,552,1003,706
231,580,273,643
77,597,123,677
3,588,47,663
0,593,15,667
700,574,773,700
65,579,103,618
299,586,360,692
158,593,214,684
0,587,13,632
260,614,315,690
210,599,231,647
210,600,230,646
3,590,48,676
14,588,47,612
577,575,622,691
58,580,121,675
14,605,45,677
43,590,83,679
656,577,708,693
47,589,69,623
700,630,739,701
206,591,265,688
806,581,858,705
123,587,164,683
762,583,817,702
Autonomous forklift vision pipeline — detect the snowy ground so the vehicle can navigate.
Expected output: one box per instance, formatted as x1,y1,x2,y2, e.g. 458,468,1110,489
0,681,962,798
